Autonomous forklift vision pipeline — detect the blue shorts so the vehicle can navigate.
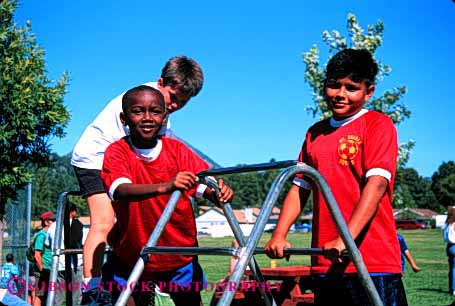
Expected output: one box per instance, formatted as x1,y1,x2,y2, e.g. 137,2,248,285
312,273,408,306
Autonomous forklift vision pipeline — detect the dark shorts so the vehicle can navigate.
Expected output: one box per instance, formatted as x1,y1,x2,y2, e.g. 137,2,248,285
73,166,106,198
312,273,408,306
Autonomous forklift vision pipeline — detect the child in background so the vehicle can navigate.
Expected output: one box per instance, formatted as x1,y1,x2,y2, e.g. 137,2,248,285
265,49,407,306
1,254,19,290
101,85,233,306
397,233,421,273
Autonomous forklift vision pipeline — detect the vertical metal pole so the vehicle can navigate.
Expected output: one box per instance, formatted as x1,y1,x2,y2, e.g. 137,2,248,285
201,178,276,306
221,204,276,306
217,166,300,306
47,192,69,306
115,190,182,306
299,163,384,306
25,183,32,301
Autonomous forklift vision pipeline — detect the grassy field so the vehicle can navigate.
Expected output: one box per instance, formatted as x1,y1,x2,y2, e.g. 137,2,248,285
196,229,455,306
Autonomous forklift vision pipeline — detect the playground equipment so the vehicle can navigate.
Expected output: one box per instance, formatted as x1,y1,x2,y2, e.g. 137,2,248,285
47,160,384,306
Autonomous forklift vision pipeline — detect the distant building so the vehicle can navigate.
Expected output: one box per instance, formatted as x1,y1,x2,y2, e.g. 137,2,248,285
393,208,439,228
195,207,281,237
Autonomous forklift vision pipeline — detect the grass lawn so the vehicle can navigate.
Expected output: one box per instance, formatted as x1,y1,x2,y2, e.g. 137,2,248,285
196,229,454,306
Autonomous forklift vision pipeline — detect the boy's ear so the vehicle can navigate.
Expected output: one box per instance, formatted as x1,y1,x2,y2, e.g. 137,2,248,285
365,85,375,101
120,112,127,126
157,78,164,88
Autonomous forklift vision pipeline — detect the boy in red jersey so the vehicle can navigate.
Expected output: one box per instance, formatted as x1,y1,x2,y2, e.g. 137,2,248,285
101,85,233,306
265,49,407,306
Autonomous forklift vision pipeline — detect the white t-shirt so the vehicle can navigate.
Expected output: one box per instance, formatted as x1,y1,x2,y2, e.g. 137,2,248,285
71,82,170,170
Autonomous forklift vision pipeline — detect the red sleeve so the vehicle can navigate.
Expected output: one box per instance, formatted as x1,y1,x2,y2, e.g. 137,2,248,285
293,132,312,189
364,114,398,180
101,141,133,199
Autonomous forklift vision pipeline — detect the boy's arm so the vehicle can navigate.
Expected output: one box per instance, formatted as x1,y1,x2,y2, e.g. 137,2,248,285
323,175,388,261
265,185,311,259
113,171,198,202
404,250,421,273
34,234,45,271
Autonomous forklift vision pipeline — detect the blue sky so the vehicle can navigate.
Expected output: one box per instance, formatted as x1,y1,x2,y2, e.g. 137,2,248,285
14,0,454,177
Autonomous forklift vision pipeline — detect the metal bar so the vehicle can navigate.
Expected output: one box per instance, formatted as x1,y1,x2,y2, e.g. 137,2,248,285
218,163,384,306
143,246,325,256
197,160,297,177
200,177,276,306
114,190,182,306
25,183,32,301
47,192,68,306
217,165,303,306
298,163,384,306
47,191,80,306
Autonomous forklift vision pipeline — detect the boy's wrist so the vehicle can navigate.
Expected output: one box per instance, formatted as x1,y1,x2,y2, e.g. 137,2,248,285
159,182,173,194
271,230,287,240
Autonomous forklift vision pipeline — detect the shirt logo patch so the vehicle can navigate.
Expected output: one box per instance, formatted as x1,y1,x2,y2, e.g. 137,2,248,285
338,135,362,166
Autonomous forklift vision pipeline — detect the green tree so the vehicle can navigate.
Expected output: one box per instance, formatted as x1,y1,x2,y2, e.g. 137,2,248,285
31,154,87,219
0,0,70,255
431,161,455,210
394,167,438,211
302,13,414,167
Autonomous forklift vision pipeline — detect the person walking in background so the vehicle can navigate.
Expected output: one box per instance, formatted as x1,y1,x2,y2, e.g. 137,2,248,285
444,206,455,295
397,233,421,273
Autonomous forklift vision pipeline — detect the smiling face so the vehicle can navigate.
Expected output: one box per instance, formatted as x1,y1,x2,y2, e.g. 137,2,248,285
120,88,166,148
325,76,375,120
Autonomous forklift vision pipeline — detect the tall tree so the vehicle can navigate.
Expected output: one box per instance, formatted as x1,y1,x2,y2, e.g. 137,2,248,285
395,167,439,211
302,14,414,167
432,161,455,210
0,0,70,256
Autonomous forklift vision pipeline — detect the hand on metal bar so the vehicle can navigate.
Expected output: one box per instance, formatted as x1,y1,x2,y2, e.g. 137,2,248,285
198,175,233,206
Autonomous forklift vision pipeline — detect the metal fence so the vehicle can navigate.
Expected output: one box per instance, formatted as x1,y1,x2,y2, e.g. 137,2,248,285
2,183,31,299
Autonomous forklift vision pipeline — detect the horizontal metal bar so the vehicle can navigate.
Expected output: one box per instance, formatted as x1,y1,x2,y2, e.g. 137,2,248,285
197,160,297,177
142,246,325,256
58,248,111,255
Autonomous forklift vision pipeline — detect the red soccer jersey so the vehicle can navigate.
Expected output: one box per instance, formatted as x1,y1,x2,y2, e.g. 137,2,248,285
294,110,401,274
102,136,209,273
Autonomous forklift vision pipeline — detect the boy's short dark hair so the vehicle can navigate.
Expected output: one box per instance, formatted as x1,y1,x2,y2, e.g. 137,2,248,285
325,48,379,87
6,253,14,262
161,56,204,97
122,85,165,113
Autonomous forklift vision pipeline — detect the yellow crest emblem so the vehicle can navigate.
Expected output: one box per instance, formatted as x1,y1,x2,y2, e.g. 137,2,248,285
337,135,362,166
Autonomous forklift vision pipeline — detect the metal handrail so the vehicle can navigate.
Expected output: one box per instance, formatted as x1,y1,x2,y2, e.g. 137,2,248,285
217,163,384,306
47,161,385,306
47,191,81,306
115,160,297,306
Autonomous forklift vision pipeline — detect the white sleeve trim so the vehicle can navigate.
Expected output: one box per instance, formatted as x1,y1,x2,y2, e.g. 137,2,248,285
365,168,392,181
109,177,132,200
196,184,208,199
292,177,312,190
